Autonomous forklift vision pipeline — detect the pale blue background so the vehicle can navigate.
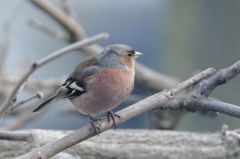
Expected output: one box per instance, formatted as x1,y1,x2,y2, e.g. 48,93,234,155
1,0,240,131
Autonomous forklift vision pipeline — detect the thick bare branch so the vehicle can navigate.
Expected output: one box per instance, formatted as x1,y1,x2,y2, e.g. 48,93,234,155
195,60,240,97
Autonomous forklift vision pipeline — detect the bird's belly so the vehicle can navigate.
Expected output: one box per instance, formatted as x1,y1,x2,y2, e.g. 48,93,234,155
70,68,134,116
71,76,134,115
70,86,130,115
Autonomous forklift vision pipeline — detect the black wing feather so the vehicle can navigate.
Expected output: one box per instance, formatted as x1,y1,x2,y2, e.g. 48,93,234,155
33,66,102,112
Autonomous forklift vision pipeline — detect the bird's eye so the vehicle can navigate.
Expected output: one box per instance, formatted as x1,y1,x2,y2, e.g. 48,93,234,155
128,50,135,57
128,53,133,56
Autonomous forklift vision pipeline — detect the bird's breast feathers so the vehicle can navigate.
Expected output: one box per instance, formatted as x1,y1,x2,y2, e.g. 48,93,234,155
86,68,134,95
71,68,134,115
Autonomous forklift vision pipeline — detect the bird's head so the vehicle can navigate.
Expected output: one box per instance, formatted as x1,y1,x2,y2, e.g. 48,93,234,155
97,44,142,71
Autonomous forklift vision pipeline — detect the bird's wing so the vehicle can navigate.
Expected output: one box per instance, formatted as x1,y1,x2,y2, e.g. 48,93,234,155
33,66,102,112
33,57,100,112
56,65,102,99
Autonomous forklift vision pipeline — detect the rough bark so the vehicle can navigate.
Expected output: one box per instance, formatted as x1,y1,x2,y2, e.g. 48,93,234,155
0,129,239,159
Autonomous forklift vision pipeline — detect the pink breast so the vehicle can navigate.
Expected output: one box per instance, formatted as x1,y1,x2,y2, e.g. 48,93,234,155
70,68,134,116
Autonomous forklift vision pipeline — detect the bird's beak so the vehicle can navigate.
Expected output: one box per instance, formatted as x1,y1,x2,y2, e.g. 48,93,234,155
134,51,142,59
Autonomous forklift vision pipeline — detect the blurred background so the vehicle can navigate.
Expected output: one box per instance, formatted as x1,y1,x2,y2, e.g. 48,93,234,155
0,0,240,131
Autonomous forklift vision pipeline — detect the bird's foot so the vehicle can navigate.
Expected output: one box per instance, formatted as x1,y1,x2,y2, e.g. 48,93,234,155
107,111,121,129
89,116,103,134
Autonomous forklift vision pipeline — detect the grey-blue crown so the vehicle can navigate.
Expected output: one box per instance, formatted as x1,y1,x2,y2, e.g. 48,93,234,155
106,44,135,55
96,44,134,69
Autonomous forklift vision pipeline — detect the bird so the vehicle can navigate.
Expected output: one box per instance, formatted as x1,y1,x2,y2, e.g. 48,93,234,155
33,44,142,128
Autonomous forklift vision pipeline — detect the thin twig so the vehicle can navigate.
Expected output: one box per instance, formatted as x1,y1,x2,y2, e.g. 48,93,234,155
28,19,69,41
11,82,25,106
0,33,109,116
10,91,43,111
195,60,240,97
36,33,108,67
171,67,216,95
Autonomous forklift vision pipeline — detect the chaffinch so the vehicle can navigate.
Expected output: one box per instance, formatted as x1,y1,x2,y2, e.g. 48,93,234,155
33,44,142,127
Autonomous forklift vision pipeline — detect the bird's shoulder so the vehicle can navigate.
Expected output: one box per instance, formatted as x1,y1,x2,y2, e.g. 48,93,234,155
72,56,98,76
57,56,101,98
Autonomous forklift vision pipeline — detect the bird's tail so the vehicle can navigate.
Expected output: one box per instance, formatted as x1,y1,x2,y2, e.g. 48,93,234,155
33,94,58,112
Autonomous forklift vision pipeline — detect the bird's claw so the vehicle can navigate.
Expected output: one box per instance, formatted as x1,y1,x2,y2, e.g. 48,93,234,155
107,111,121,129
89,116,103,134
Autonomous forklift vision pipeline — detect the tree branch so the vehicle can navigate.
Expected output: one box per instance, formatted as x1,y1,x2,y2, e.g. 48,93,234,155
195,60,240,97
170,68,216,95
10,92,43,111
184,98,240,118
